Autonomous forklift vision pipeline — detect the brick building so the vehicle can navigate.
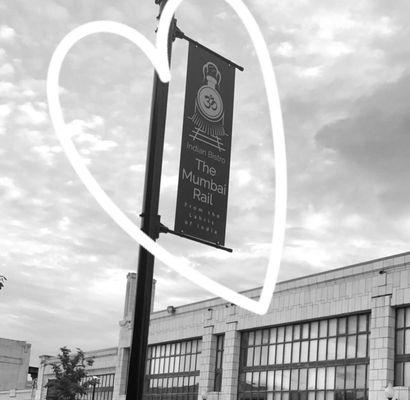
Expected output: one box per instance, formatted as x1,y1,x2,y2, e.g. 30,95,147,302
36,252,410,400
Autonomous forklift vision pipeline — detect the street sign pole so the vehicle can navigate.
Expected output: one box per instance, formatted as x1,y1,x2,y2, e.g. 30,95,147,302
125,1,175,399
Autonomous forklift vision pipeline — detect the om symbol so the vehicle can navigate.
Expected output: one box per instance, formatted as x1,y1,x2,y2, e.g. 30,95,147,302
204,94,218,111
197,86,223,120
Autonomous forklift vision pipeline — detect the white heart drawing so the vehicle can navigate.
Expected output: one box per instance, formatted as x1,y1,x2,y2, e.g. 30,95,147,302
46,0,287,315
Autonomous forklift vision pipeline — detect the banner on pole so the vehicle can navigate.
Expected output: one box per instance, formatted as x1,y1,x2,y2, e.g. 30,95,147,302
174,42,236,246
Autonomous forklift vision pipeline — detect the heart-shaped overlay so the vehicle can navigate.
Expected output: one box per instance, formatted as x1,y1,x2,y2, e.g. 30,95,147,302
47,0,287,315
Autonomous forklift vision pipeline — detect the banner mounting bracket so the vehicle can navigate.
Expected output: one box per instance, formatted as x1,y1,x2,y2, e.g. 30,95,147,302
159,222,233,253
175,26,244,72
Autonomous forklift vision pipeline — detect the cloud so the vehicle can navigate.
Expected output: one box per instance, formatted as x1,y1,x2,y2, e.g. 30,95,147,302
0,25,16,42
1,0,410,366
316,73,410,216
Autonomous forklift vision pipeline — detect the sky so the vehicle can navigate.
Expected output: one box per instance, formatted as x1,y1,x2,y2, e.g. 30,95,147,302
1,0,410,366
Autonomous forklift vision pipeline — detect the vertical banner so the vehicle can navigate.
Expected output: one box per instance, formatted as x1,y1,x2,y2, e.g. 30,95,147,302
174,42,236,246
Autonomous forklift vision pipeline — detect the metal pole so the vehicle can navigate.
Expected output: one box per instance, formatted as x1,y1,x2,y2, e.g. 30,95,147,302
125,1,175,400
91,383,96,400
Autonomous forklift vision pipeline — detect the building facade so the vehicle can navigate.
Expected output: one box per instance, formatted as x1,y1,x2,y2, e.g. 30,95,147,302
36,252,410,400
0,338,38,400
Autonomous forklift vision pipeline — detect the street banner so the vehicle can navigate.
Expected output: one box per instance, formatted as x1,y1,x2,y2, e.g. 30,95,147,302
174,42,236,246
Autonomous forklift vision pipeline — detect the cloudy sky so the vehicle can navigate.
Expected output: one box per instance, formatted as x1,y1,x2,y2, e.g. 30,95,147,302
1,0,410,365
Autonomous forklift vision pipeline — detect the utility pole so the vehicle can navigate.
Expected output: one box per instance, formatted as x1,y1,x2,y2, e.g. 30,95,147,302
125,1,176,399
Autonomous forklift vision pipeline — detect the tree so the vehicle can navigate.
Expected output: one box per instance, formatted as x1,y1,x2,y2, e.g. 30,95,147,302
46,347,96,400
0,275,6,290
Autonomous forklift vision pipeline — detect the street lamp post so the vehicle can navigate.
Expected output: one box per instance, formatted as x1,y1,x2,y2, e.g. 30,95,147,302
89,376,100,400
125,1,176,400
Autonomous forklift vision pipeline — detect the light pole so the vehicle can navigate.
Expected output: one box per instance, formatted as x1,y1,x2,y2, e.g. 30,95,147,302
89,376,100,400
125,1,176,400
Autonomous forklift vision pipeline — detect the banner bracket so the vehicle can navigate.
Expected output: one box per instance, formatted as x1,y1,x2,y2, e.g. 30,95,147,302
175,27,244,72
160,223,233,253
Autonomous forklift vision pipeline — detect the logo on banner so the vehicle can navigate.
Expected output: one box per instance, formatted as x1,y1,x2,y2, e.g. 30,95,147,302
189,62,227,152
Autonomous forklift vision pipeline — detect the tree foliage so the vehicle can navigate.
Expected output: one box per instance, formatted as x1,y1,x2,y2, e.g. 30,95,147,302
46,347,96,400
0,275,6,290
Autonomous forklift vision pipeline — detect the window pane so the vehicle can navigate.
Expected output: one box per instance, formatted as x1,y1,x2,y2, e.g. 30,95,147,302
346,335,356,358
358,314,367,332
405,362,410,386
347,315,357,334
260,371,267,389
282,370,290,390
328,338,336,360
278,327,285,342
345,365,355,389
268,345,276,365
302,323,309,339
267,371,274,391
320,320,328,338
262,329,270,344
355,390,365,400
252,372,260,389
248,332,255,346
345,390,355,400
217,351,222,369
397,308,405,328
356,364,366,388
335,366,344,389
308,368,316,390
275,370,282,390
292,341,300,363
329,319,337,336
337,337,346,359
286,326,293,342
326,367,335,389
270,328,277,343
311,322,319,338
405,329,410,354
293,325,300,340
284,343,292,364
299,368,307,390
406,308,410,327
254,346,261,365
318,339,327,361
246,347,254,366
396,330,404,355
338,318,346,334
291,369,299,390
255,331,262,346
261,345,268,365
395,362,403,386
357,334,367,358
301,341,309,362
317,368,326,390
309,340,318,361
276,344,284,364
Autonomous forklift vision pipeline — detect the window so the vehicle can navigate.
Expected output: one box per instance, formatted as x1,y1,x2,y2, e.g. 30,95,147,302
238,313,369,400
144,338,201,400
395,307,410,386
214,334,224,391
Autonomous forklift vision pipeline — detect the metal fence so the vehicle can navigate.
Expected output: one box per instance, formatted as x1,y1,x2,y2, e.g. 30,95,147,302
81,374,115,400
